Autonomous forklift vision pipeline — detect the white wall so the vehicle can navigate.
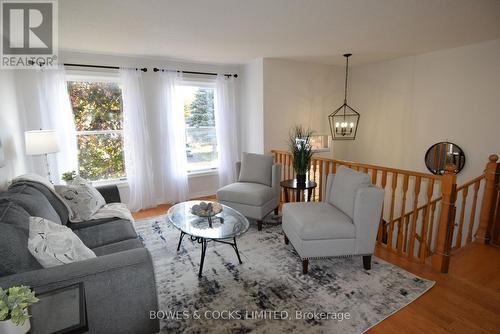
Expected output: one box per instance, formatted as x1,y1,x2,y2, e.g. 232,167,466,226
0,71,27,189
239,59,264,154
262,58,345,156
335,39,500,182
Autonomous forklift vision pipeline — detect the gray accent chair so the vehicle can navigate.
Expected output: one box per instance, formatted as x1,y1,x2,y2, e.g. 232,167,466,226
217,153,281,231
282,166,385,274
0,181,159,333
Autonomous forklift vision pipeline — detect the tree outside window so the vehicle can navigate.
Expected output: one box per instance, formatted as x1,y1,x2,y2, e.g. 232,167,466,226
67,81,126,181
180,86,218,172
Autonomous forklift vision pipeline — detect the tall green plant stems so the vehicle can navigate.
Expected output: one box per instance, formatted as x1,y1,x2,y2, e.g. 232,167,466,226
288,125,314,176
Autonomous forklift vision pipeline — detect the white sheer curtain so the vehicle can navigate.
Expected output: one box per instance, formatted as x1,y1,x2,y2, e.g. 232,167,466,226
35,66,78,183
120,68,156,211
214,74,239,187
154,71,189,203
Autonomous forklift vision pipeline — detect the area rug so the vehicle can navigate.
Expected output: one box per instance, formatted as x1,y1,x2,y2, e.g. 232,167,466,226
134,215,434,334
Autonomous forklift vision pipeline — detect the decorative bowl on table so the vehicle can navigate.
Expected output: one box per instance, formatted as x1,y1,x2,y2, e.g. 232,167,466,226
191,201,222,216
191,202,223,228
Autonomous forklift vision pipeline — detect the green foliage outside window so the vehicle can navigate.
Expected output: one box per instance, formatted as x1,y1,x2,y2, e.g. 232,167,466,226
67,81,126,181
186,89,215,127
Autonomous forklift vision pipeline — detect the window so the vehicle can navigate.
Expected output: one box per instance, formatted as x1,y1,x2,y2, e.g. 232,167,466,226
310,135,330,152
178,84,218,172
67,79,126,181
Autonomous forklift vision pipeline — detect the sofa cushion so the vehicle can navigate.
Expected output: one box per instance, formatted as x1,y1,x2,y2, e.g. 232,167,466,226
55,176,106,222
238,152,273,186
9,181,70,224
73,219,137,248
217,182,274,206
67,217,121,230
0,201,42,276
329,166,371,219
92,238,143,256
0,187,62,225
28,216,97,268
283,202,355,241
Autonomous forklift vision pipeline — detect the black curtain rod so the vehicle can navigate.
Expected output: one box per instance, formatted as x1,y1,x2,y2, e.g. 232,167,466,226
153,68,237,78
64,63,148,72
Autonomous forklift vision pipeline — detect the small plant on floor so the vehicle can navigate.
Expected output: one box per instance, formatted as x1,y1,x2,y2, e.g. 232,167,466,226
0,286,38,327
61,171,77,183
289,125,314,184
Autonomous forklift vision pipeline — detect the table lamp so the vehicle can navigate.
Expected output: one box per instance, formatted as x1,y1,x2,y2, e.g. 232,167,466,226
25,130,60,183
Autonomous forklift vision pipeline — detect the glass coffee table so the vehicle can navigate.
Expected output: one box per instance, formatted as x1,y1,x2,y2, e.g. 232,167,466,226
167,201,250,277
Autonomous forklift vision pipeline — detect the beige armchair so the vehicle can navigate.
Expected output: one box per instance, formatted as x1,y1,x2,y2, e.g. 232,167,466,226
217,153,281,231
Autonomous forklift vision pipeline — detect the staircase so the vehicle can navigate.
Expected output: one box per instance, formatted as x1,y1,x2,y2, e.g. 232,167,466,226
272,150,500,273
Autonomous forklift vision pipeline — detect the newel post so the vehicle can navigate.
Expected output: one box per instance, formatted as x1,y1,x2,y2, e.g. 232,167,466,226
431,165,457,273
476,154,500,244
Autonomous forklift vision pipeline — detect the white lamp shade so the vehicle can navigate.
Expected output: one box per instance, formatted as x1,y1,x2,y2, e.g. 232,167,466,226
25,130,60,155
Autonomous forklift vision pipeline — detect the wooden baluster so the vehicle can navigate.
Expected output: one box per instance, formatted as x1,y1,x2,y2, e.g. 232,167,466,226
431,165,457,273
419,179,435,261
466,180,481,243
312,160,319,201
427,201,437,255
403,213,410,252
397,174,409,253
283,155,289,180
387,172,398,251
377,171,388,244
408,176,422,259
371,168,378,185
332,162,337,174
318,160,323,202
454,186,469,249
477,154,499,244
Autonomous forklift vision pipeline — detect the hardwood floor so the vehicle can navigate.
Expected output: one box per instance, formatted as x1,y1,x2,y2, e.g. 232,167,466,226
133,203,500,334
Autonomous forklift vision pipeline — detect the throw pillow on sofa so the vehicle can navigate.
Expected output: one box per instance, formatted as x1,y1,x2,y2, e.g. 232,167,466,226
55,176,106,222
28,216,96,268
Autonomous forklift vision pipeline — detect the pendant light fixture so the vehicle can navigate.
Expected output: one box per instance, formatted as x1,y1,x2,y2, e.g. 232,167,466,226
328,53,360,140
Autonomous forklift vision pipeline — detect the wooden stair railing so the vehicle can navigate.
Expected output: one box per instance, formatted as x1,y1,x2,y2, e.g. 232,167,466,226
272,150,499,273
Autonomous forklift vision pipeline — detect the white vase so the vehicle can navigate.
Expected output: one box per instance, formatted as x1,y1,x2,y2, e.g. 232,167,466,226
0,319,30,334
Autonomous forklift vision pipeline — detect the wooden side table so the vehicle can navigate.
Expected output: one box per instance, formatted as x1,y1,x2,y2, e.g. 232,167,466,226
280,179,317,202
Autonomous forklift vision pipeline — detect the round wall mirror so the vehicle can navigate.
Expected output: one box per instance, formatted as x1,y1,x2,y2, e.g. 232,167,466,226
425,142,465,175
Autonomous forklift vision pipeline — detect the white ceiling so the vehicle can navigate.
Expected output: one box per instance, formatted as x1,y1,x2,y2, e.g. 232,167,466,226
59,0,500,66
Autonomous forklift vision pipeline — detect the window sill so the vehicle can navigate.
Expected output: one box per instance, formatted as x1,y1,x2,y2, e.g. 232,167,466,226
188,169,218,178
91,178,128,188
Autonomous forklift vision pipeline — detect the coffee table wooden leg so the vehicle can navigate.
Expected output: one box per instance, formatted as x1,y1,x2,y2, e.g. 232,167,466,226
296,189,301,202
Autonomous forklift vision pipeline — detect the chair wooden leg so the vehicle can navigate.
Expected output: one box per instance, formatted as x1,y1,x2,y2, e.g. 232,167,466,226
284,234,289,245
274,206,279,215
363,255,371,270
257,220,263,231
302,259,309,274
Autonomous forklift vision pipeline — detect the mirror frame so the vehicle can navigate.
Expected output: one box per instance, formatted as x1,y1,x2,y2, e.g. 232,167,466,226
425,141,466,175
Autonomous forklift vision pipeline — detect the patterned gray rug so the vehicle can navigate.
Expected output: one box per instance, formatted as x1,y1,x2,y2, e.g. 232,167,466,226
134,215,434,334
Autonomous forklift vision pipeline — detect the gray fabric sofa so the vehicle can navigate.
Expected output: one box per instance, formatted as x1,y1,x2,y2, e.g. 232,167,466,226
0,181,159,334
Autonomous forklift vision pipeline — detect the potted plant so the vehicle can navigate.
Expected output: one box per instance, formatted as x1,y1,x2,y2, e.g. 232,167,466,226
289,125,314,185
0,286,38,334
61,170,77,184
